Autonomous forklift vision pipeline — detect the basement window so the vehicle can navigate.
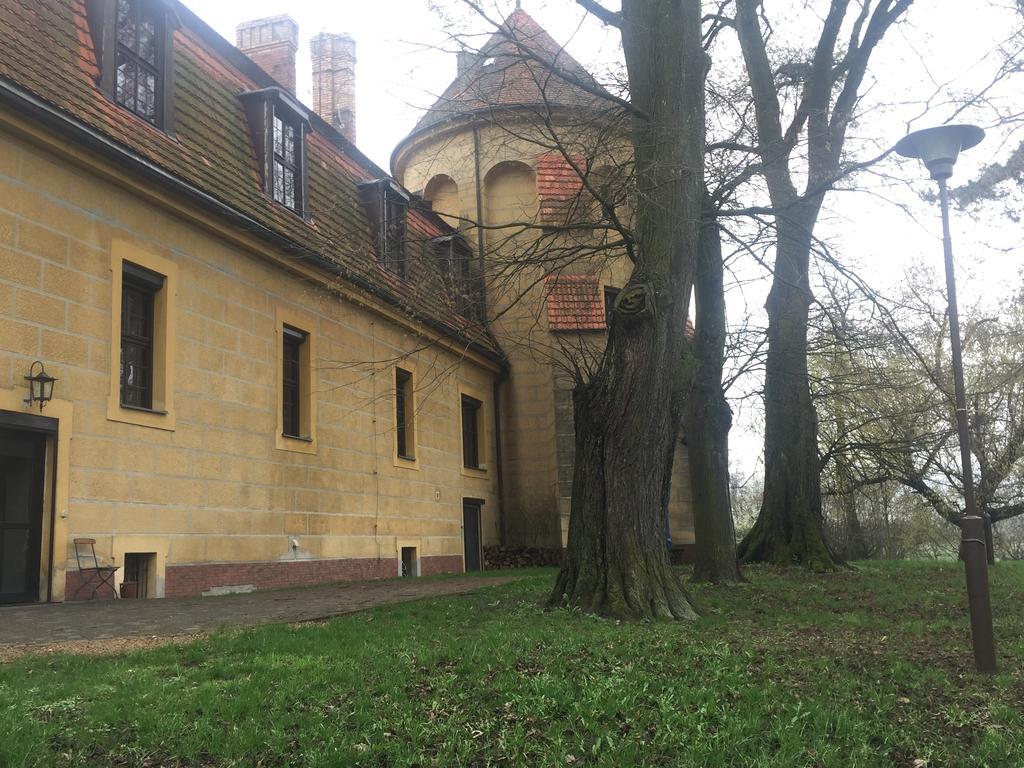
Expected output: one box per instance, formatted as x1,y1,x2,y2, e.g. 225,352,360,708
240,88,310,216
123,552,155,598
400,547,419,577
86,0,178,130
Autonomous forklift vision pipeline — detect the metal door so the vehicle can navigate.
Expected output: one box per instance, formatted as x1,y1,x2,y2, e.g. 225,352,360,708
0,428,46,604
462,499,482,572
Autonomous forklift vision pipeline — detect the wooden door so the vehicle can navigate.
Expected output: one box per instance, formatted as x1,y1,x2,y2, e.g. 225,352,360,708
462,499,482,572
0,428,46,604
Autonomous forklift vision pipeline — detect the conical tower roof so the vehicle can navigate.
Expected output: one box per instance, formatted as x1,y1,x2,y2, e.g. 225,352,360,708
405,9,608,140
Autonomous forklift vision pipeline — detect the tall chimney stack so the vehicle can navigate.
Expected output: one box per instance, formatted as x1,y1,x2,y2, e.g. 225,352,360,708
311,32,357,144
236,15,299,94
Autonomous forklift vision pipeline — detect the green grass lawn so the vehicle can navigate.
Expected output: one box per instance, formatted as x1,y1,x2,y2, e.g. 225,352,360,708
2,562,1023,767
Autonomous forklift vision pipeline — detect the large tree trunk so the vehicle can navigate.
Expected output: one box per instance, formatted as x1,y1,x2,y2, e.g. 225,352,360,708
732,0,911,570
739,211,841,570
549,0,704,619
688,207,742,583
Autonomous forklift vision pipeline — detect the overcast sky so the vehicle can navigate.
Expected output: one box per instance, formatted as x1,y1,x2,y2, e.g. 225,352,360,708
185,0,1022,472
186,0,623,171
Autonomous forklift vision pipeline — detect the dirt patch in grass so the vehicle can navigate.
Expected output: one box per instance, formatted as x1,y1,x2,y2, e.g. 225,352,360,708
0,633,207,662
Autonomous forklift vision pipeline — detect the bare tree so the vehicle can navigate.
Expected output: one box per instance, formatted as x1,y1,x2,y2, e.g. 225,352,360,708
732,0,913,569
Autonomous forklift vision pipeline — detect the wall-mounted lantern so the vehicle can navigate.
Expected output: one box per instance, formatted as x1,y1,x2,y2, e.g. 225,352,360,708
24,361,57,411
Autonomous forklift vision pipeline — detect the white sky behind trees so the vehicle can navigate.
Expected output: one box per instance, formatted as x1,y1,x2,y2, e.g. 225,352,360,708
186,0,1023,472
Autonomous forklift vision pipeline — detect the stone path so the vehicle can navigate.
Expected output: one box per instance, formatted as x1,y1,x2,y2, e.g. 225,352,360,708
0,575,517,661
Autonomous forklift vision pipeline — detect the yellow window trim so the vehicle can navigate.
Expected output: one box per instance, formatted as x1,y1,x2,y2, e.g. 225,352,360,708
107,239,177,431
396,538,422,577
275,306,318,454
458,383,489,478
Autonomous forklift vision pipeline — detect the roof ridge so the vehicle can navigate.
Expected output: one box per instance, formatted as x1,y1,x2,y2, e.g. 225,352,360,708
398,8,608,147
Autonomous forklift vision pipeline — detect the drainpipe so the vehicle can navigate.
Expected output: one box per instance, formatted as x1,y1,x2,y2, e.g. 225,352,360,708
493,373,508,546
472,123,486,307
475,123,506,545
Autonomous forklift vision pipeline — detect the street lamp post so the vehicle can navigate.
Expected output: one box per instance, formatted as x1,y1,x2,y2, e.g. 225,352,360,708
895,124,997,674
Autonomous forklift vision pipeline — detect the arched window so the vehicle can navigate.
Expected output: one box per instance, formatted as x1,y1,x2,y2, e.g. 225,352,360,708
483,161,537,238
423,174,460,227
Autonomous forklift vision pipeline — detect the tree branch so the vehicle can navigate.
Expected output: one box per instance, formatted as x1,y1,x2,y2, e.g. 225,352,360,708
576,0,621,28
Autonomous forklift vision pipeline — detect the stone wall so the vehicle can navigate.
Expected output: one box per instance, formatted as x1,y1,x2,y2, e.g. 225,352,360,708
0,125,501,600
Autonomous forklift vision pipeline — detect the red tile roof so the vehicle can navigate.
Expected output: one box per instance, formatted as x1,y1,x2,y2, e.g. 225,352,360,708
0,0,501,360
536,152,587,226
406,9,608,139
546,274,606,331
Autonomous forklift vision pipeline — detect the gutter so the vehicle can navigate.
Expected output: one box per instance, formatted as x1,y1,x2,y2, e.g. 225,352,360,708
0,78,507,368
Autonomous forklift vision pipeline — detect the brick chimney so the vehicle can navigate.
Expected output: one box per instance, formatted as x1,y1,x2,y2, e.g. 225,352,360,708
236,15,299,94
311,32,357,144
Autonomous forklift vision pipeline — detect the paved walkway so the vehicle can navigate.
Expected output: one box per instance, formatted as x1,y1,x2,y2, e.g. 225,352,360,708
0,575,516,660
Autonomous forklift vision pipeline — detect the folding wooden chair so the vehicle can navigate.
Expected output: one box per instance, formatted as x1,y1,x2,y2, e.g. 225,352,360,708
72,538,119,600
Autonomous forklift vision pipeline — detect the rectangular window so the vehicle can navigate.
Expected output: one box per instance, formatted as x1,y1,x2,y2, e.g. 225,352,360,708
381,188,408,278
282,326,306,438
359,180,410,279
604,286,620,329
114,0,163,125
461,394,482,469
395,368,415,460
120,261,163,410
272,107,301,211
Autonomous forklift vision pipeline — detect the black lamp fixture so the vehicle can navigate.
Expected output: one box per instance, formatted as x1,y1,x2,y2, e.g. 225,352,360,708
24,360,57,411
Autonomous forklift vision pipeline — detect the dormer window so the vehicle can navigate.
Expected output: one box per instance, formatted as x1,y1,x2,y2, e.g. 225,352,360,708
434,234,482,320
115,0,161,123
86,0,178,130
359,180,410,279
272,108,300,209
239,88,310,216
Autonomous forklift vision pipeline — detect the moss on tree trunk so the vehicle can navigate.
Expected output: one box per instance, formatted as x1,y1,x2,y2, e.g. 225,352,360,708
550,0,704,620
689,207,743,584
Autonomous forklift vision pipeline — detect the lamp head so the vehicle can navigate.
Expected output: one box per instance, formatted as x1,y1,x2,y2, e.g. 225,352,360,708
24,361,56,411
894,124,985,181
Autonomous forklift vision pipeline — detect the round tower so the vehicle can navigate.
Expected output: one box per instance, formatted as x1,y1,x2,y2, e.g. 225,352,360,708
391,9,695,560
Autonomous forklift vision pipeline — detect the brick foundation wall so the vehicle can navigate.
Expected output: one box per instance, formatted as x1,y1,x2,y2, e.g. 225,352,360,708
64,570,118,601
670,544,696,565
165,557,394,598
420,555,464,576
162,555,467,598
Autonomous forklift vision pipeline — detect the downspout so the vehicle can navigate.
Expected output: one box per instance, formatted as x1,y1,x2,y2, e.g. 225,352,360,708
472,123,486,291
493,373,508,546
474,124,507,545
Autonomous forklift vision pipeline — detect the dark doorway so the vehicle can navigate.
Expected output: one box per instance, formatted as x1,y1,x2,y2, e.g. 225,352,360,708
463,499,483,572
0,428,47,604
400,546,418,577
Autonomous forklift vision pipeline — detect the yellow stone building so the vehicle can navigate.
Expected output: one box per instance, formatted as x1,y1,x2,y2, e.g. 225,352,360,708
0,0,691,604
